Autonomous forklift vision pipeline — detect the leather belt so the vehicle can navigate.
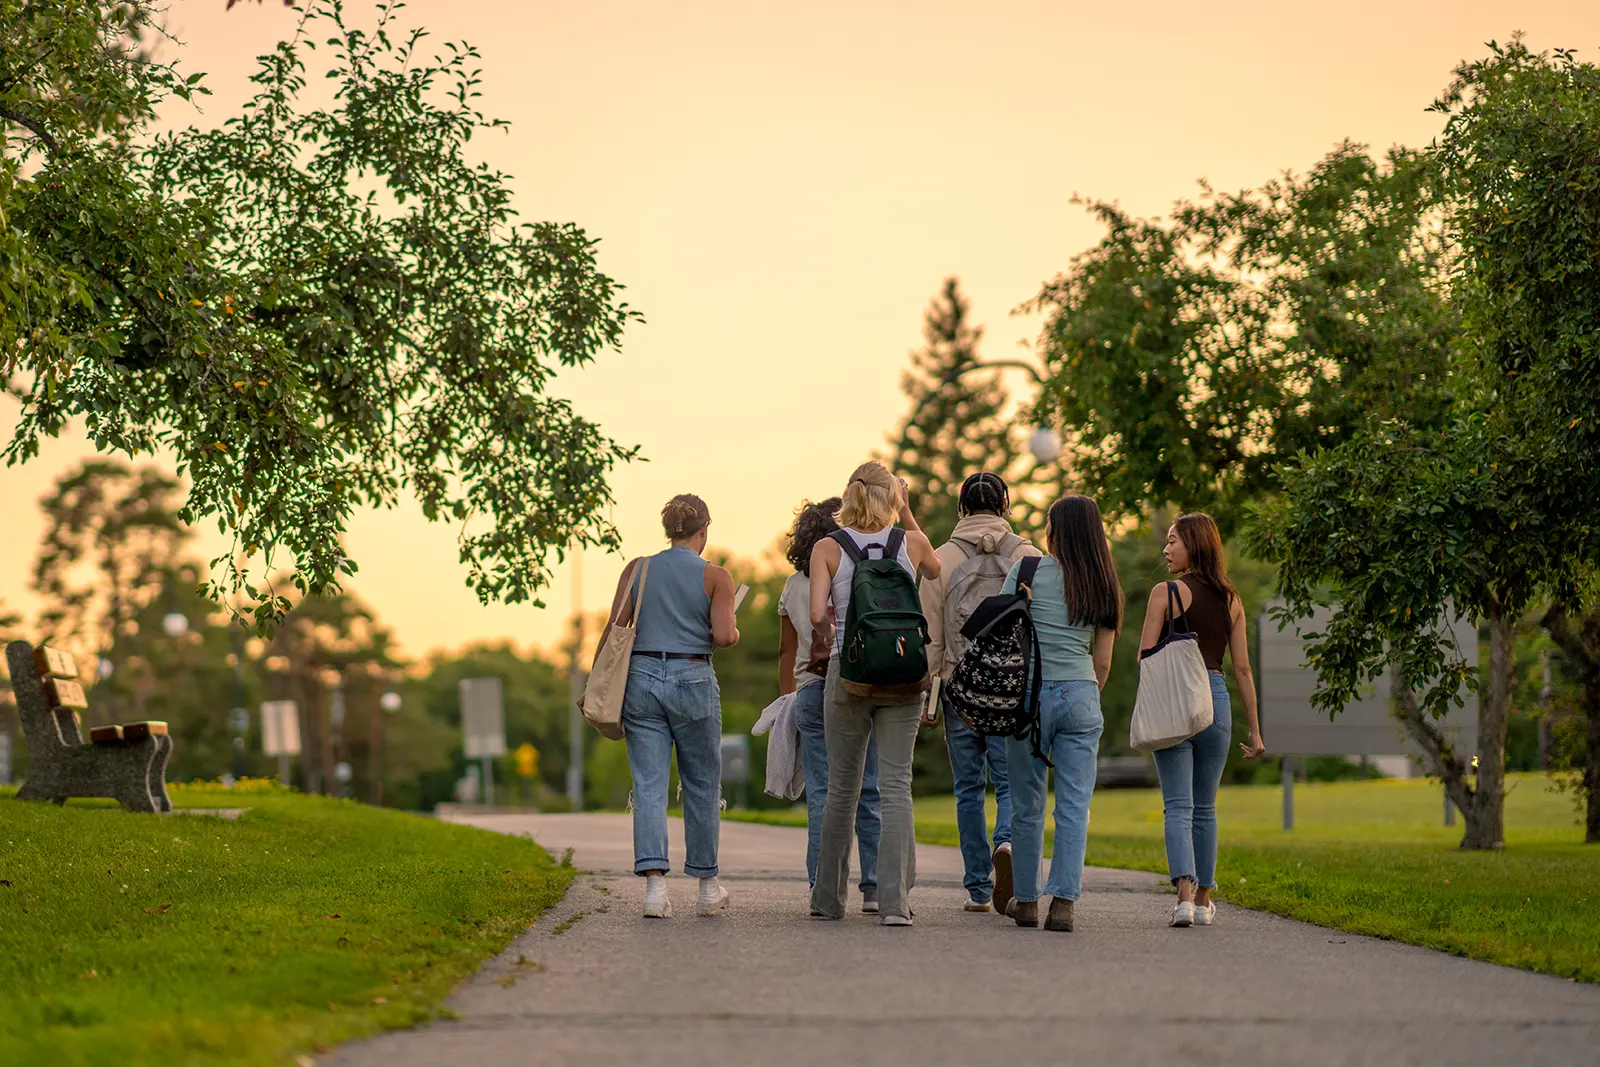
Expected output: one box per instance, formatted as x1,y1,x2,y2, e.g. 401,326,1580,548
632,651,710,662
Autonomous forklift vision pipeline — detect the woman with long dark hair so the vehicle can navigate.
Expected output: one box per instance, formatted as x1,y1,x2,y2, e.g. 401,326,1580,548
1001,496,1122,932
1138,512,1266,928
777,497,881,912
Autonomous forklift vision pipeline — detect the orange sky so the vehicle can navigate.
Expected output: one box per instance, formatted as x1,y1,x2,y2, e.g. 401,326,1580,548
4,0,1595,661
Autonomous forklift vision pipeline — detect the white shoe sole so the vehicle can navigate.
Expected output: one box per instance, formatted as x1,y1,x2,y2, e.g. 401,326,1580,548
1170,906,1194,928
644,899,673,919
963,901,993,913
1194,904,1215,926
880,914,913,927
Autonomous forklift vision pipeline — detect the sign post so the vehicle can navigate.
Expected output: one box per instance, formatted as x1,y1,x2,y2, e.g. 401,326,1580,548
261,700,302,786
460,677,506,807
720,734,750,810
1259,605,1478,831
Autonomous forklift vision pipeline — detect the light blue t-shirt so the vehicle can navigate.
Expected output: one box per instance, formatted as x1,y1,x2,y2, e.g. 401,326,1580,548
1002,556,1098,682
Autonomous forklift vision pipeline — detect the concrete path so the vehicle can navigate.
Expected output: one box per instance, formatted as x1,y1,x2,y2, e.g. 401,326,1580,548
327,813,1600,1067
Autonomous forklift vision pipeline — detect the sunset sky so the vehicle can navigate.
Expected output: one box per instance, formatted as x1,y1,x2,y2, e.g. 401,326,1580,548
4,0,1597,661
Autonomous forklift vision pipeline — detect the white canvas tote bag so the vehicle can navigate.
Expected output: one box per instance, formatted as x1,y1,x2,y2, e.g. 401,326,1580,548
1130,581,1214,753
581,558,650,741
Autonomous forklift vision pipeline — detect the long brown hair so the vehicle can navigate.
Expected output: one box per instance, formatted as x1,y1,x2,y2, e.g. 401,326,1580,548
1046,496,1123,631
1173,512,1238,605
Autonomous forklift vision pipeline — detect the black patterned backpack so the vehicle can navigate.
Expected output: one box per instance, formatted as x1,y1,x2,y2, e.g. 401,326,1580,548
941,556,1052,766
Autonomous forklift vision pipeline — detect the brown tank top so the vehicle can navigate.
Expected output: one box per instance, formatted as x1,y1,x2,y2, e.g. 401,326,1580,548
1176,575,1231,671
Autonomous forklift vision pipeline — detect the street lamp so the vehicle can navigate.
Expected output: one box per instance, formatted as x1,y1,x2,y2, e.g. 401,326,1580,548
1027,426,1063,465
905,357,1061,467
162,611,189,638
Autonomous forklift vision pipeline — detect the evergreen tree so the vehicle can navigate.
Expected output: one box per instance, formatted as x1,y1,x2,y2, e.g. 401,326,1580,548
889,278,1022,547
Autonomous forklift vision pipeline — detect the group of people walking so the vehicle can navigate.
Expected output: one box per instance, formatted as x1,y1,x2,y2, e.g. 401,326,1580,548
590,462,1267,927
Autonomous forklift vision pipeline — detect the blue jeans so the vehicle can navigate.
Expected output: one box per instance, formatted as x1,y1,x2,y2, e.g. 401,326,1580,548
1152,672,1232,888
944,711,1012,902
795,680,880,891
1005,680,1103,902
622,657,723,877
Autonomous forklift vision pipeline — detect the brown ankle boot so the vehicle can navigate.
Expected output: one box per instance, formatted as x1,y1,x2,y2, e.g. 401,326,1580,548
1008,899,1039,928
1044,897,1074,932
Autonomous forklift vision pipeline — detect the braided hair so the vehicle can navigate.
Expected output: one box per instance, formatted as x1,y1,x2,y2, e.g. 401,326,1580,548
957,472,1010,517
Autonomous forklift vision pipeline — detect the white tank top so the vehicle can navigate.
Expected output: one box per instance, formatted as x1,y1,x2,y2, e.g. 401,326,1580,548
829,526,916,654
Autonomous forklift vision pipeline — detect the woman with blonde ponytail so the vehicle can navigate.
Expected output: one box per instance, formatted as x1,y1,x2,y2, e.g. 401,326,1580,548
806,462,941,926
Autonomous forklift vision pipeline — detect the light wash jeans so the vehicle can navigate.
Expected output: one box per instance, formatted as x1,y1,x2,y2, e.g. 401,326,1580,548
622,657,723,878
811,663,920,921
1152,672,1232,888
1005,679,1103,902
795,679,880,891
944,711,1012,903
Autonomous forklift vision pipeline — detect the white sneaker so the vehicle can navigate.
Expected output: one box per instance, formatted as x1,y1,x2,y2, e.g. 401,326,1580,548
1170,900,1195,928
696,877,731,916
1194,901,1216,926
643,875,672,918
880,913,913,927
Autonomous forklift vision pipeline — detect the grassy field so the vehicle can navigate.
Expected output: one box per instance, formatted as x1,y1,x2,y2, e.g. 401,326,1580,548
0,783,574,1067
732,773,1600,981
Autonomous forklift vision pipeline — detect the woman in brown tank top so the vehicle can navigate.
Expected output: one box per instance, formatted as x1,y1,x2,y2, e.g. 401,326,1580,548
1137,513,1266,928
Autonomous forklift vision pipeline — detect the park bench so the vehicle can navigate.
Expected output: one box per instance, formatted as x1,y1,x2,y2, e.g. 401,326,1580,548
6,640,173,813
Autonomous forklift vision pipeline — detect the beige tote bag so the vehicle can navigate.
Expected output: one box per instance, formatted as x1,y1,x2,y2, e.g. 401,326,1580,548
1130,581,1214,753
581,558,650,741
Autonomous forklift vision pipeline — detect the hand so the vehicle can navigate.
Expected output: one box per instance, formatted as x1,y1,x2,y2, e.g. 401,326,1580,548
897,478,914,522
1239,730,1266,760
919,689,940,727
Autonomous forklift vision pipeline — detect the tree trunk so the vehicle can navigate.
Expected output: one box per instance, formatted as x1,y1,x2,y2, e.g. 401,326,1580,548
1459,611,1513,850
1391,662,1475,817
1542,603,1600,844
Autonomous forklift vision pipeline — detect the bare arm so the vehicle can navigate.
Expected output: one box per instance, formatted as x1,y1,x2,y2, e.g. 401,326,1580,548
705,564,740,648
1091,628,1115,689
809,539,841,627
1138,584,1170,652
905,530,941,581
590,559,640,666
919,551,948,678
778,615,799,696
1229,596,1264,758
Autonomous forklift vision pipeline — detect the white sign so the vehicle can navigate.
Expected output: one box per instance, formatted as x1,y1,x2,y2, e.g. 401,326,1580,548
460,677,506,758
1259,605,1478,757
261,700,302,757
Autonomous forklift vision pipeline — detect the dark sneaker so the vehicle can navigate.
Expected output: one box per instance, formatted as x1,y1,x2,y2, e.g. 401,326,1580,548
1007,898,1039,928
992,842,1014,918
862,889,879,915
1044,897,1074,932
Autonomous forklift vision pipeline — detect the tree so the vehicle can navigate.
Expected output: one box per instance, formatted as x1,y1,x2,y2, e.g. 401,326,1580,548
1429,39,1600,841
4,1,639,632
1026,144,1457,531
889,277,1023,546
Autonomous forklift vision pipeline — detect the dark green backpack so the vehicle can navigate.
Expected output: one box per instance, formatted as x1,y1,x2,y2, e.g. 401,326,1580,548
832,528,930,693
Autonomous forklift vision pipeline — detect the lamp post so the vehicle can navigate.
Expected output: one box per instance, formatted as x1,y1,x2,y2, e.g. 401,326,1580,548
374,688,401,806
567,547,585,813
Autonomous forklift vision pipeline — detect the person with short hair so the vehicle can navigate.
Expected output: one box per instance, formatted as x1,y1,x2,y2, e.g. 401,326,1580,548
777,497,882,913
1140,512,1266,928
808,462,941,925
918,472,1041,914
594,493,741,919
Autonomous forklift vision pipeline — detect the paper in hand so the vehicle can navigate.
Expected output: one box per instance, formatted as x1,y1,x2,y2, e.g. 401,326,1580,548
732,583,750,614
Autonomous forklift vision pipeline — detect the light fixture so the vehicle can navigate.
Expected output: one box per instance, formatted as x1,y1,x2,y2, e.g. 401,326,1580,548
162,612,189,638
1028,426,1063,465
380,691,402,713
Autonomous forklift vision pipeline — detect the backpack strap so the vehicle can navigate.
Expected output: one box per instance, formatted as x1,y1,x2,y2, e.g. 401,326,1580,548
883,527,907,562
1016,555,1043,597
831,529,865,565
997,532,1025,559
947,536,978,561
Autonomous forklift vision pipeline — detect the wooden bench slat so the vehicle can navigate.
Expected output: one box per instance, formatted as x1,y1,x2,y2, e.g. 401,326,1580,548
121,721,168,742
90,724,125,744
34,645,79,680
46,678,89,710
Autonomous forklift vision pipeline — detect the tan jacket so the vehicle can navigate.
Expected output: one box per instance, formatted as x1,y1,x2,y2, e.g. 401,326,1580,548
919,514,1042,679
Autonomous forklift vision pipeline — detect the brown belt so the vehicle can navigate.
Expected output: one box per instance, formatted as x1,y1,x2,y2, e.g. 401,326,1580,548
632,651,710,662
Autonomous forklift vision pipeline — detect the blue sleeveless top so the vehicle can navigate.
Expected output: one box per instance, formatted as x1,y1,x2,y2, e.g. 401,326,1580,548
631,546,713,655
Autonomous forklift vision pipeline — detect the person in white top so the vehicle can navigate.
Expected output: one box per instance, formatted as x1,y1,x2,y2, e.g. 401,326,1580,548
806,462,941,925
776,497,881,912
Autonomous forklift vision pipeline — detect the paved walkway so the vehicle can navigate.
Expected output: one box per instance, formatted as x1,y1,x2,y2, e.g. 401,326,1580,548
327,813,1600,1067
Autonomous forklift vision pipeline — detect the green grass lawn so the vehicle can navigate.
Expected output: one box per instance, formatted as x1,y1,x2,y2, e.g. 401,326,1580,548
732,773,1600,981
0,783,574,1067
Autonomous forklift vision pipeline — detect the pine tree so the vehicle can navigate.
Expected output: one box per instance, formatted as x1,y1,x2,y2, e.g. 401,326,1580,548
888,278,1022,547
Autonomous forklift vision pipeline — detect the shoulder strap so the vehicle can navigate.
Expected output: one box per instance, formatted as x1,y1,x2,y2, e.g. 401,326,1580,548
831,529,865,565
626,559,652,626
1166,580,1190,633
883,527,907,562
998,532,1025,558
1017,555,1043,598
947,537,978,562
